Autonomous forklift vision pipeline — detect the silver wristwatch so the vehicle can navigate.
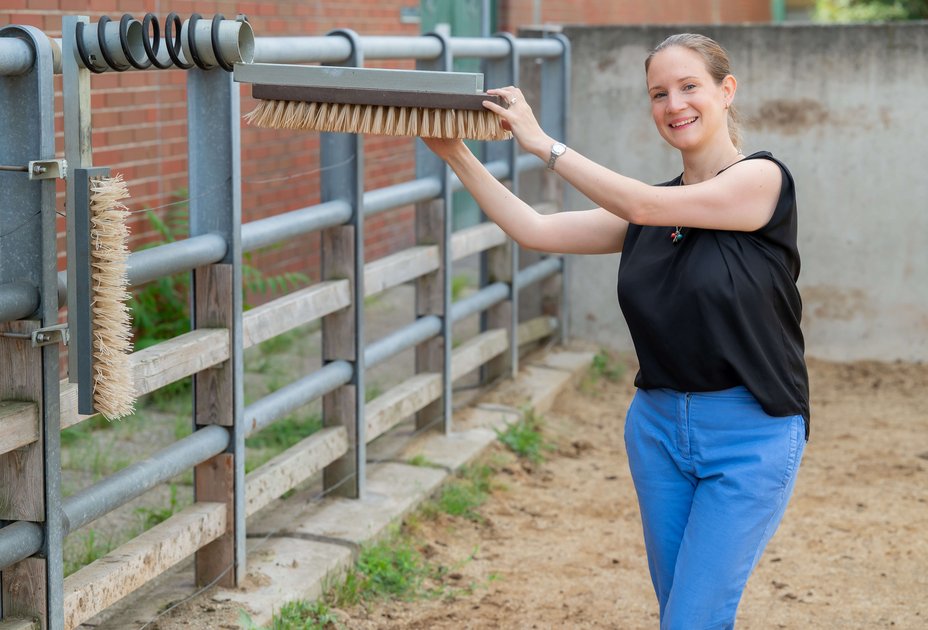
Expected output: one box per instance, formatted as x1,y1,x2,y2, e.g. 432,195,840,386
547,142,567,170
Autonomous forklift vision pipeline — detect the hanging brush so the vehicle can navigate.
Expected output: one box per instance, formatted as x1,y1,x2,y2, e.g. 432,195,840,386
234,63,512,141
74,168,135,420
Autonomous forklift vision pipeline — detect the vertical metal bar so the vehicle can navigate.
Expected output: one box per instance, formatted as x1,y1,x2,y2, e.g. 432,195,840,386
62,15,93,383
187,66,244,586
0,23,63,629
485,32,519,376
541,33,570,344
321,29,366,499
415,32,453,435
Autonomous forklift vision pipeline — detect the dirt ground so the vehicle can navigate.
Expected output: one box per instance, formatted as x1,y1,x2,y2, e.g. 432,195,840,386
334,356,928,629
146,355,927,629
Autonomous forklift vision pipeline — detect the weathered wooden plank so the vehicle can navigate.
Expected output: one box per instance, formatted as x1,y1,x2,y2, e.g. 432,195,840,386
451,328,509,382
365,245,439,298
450,222,507,261
366,373,442,443
244,426,348,517
195,454,234,588
0,400,38,456
242,280,350,349
0,321,43,522
131,328,230,398
193,266,234,427
62,502,226,630
415,199,445,433
518,315,558,346
0,559,45,630
0,618,39,630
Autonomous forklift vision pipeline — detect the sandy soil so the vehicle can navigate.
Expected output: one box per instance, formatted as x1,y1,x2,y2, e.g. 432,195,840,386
144,355,927,629
335,356,928,629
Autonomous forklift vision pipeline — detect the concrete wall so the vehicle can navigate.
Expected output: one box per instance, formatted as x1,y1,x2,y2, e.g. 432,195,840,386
559,24,928,362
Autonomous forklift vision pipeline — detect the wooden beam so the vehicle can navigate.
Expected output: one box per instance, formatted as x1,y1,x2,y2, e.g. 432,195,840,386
365,245,439,298
0,619,39,630
62,502,226,630
518,315,558,347
366,373,442,443
242,280,350,349
451,328,509,382
0,400,38,456
450,222,506,262
244,426,348,517
133,328,230,398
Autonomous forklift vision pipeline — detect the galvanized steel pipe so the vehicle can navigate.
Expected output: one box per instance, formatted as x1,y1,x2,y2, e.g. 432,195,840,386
244,360,354,436
242,199,352,253
0,521,44,572
364,177,442,217
450,282,509,322
62,425,230,533
0,281,39,323
0,37,33,75
516,257,562,288
365,315,442,368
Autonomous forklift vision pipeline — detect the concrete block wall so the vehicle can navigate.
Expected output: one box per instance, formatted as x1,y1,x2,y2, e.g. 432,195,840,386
560,23,928,362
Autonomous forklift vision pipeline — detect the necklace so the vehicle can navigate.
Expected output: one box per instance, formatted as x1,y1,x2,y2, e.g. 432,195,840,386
671,152,744,245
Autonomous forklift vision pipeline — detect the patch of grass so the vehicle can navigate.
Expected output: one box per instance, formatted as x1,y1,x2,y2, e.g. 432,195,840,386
60,414,114,447
257,329,301,356
240,599,342,630
590,349,624,382
331,532,433,606
64,530,119,576
451,274,473,301
495,407,553,464
428,464,493,522
245,413,322,473
135,484,179,530
407,454,436,468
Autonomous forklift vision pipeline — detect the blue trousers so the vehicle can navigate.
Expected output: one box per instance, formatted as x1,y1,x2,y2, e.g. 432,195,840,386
624,386,805,630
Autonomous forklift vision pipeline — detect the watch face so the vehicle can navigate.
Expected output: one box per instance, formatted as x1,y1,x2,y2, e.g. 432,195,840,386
552,143,566,156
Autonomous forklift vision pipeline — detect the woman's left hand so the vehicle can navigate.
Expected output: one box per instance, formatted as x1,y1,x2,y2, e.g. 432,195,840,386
484,87,552,157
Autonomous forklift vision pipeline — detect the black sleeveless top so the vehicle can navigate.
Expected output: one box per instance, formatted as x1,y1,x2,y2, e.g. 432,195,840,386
617,151,810,437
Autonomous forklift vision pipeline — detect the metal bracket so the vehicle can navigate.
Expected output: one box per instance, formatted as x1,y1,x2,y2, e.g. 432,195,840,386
0,323,70,347
33,323,69,347
28,158,68,180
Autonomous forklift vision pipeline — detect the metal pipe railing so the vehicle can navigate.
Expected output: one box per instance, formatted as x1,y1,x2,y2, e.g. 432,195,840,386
450,282,510,323
242,200,352,253
365,315,442,369
364,177,442,217
0,37,34,76
0,281,40,324
244,360,354,436
516,257,563,288
0,425,229,570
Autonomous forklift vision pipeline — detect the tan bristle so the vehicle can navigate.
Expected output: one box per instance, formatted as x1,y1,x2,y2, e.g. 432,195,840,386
244,100,512,141
88,175,135,420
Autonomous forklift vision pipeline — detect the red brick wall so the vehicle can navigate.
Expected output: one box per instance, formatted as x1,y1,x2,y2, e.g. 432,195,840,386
1,0,770,306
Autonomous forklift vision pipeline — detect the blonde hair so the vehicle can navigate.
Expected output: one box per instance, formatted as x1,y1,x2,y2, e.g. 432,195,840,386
645,33,742,151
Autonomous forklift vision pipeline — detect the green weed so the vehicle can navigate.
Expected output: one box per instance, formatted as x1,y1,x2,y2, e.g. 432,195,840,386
331,533,432,606
135,484,179,529
64,530,118,576
429,464,493,522
495,407,553,464
407,454,436,468
590,349,624,382
240,599,342,630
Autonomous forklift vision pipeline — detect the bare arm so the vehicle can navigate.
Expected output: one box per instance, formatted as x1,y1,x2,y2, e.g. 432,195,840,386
482,88,782,232
434,140,628,254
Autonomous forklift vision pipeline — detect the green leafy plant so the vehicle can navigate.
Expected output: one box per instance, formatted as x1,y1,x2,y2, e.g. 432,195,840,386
430,464,493,522
495,407,553,464
814,0,928,21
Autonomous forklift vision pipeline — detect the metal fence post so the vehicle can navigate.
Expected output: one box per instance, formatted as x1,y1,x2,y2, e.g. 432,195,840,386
482,33,519,380
187,65,244,587
321,29,366,499
540,33,571,343
0,24,63,629
414,32,453,435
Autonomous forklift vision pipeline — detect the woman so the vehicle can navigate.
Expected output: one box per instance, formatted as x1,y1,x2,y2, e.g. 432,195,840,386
425,33,809,629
